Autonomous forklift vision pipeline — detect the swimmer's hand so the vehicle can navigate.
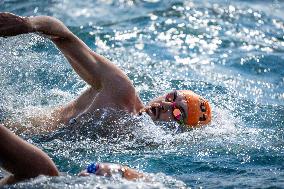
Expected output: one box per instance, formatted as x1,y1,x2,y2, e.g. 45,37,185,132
0,12,33,37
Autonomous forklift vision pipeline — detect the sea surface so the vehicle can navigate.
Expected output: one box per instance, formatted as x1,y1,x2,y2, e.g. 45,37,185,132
0,0,283,188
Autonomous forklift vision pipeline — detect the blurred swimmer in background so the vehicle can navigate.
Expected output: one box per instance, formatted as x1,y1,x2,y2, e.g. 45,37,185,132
0,125,144,186
0,12,212,133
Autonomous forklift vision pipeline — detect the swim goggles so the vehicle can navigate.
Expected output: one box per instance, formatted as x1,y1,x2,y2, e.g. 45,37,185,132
87,162,99,174
165,91,185,125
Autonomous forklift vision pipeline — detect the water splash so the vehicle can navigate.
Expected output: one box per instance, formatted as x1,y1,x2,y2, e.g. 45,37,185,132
0,0,283,188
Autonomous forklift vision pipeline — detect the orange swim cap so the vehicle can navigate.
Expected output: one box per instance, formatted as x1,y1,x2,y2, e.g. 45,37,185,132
178,90,212,127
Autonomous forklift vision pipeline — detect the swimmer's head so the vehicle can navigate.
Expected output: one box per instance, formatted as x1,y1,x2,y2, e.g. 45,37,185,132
79,162,124,177
78,162,144,180
144,90,211,127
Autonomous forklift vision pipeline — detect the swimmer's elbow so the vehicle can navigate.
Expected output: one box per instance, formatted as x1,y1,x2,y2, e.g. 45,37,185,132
0,165,59,186
17,161,59,181
18,149,60,179
29,16,73,39
35,155,60,177
42,165,59,177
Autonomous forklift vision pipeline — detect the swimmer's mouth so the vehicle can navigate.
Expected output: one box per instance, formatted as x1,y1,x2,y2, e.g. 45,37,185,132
147,106,160,120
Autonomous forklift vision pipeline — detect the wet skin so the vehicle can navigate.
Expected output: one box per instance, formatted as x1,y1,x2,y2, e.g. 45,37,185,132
144,90,188,123
0,125,144,186
79,163,144,180
0,13,196,133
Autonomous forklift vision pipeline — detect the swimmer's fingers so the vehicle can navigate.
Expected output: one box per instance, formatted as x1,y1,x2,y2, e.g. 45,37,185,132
0,12,33,37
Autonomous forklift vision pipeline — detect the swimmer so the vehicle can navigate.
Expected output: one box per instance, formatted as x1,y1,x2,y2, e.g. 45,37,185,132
79,162,144,180
0,125,145,186
0,12,212,132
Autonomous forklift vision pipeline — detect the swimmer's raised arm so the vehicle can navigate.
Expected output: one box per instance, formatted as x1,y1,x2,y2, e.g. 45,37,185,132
0,12,133,91
0,125,59,186
0,12,69,38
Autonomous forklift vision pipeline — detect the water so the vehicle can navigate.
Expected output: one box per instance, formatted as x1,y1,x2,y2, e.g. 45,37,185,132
0,0,283,188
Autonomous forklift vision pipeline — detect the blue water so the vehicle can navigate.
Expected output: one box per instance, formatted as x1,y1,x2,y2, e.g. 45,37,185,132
0,0,284,188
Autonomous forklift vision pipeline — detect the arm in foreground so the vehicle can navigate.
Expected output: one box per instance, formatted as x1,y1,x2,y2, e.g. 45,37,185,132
0,125,59,186
0,12,133,91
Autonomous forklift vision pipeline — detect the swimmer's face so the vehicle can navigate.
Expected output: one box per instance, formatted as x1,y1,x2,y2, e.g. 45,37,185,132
146,90,188,123
78,163,123,177
95,163,123,177
79,163,144,180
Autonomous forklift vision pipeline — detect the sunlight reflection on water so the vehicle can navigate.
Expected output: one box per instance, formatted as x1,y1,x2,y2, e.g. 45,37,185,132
0,0,283,188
